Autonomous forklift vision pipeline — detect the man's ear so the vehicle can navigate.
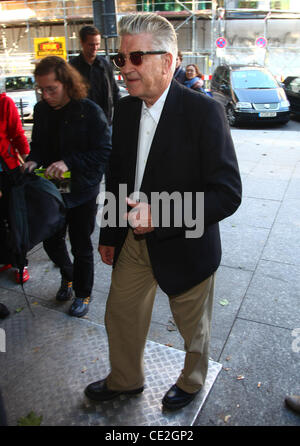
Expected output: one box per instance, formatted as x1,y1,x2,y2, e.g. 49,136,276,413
162,53,173,74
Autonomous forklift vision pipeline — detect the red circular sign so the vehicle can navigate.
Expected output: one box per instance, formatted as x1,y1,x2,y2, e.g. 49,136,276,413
255,36,267,48
216,37,227,49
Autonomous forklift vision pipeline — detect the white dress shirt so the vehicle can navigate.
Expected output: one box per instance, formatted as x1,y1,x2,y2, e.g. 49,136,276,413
133,84,171,201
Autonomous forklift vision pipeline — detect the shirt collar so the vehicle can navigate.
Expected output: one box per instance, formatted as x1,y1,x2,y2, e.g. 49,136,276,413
141,83,171,124
80,52,101,67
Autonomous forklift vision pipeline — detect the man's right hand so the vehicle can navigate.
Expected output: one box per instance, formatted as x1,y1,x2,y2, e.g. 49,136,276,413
98,245,115,266
22,160,37,173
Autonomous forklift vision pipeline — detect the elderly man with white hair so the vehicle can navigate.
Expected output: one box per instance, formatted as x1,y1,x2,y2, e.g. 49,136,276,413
85,12,242,411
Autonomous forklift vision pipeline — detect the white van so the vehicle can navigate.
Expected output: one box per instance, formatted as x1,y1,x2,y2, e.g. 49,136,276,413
1,74,37,121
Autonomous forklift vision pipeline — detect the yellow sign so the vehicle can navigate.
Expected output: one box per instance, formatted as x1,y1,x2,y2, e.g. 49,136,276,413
34,37,67,60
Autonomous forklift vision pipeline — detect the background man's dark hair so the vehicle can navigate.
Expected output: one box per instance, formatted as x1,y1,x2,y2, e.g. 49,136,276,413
79,25,100,42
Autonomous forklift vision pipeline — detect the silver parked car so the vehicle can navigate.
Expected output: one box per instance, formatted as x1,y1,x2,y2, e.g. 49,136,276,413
1,74,37,121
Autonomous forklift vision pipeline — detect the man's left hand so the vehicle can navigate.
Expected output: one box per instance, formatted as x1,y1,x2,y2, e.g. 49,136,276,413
124,197,154,235
45,160,68,180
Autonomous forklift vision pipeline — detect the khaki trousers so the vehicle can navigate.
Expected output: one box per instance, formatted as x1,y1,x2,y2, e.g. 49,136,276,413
105,229,215,394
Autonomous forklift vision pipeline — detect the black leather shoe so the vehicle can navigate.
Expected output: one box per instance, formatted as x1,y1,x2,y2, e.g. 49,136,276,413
69,296,90,318
285,395,300,414
56,279,73,302
84,379,144,402
162,384,200,410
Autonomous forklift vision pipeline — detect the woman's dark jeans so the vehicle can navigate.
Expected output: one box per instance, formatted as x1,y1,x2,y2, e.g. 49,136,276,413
43,198,98,298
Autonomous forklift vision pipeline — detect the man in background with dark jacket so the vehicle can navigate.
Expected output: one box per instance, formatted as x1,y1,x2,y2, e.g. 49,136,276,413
69,25,121,125
24,56,111,318
173,50,186,84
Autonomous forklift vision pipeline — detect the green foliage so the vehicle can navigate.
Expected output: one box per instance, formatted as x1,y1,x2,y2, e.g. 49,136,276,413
17,411,43,426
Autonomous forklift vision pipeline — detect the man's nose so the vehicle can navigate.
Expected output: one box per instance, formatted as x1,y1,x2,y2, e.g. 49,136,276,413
120,58,136,73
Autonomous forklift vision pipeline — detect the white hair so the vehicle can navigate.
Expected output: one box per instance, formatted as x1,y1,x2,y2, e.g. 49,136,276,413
118,13,178,72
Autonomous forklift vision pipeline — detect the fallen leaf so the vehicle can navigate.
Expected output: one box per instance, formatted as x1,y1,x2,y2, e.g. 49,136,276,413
224,414,231,423
165,343,173,348
18,411,43,426
167,326,177,332
167,318,177,331
219,299,229,306
91,358,99,363
237,375,245,380
15,307,24,313
81,367,87,373
257,382,262,388
226,356,231,361
223,367,230,371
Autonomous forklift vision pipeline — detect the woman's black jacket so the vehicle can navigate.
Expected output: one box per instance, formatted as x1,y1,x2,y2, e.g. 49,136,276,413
28,98,112,204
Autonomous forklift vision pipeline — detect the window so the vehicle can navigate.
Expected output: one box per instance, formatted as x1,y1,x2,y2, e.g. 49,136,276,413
288,77,300,93
238,0,290,8
136,1,212,12
5,76,34,92
270,1,290,9
238,1,258,8
231,70,278,89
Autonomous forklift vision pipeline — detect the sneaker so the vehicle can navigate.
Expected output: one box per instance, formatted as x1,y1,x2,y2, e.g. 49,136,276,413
56,279,73,302
69,296,90,318
0,264,12,272
15,267,30,284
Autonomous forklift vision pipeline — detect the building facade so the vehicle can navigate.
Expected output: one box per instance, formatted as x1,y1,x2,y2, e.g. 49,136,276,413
0,1,299,79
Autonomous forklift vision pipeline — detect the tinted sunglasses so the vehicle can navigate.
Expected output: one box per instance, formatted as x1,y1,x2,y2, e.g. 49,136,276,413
113,51,167,68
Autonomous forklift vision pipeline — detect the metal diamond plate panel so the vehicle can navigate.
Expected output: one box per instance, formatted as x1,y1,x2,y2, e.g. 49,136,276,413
0,304,221,426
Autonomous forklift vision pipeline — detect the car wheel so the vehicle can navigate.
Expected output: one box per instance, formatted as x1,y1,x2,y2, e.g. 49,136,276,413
279,119,289,126
226,105,237,127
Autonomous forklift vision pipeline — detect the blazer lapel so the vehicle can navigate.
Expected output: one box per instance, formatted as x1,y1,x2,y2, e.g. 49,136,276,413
122,97,142,193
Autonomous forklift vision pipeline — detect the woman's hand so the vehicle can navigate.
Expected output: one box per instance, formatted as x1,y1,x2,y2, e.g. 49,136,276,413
21,160,37,173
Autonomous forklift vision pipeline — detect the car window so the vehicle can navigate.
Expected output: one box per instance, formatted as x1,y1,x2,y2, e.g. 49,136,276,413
5,76,34,92
287,77,300,93
231,70,278,89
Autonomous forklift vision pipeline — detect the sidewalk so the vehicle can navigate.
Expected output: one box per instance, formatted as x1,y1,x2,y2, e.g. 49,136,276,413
0,122,299,426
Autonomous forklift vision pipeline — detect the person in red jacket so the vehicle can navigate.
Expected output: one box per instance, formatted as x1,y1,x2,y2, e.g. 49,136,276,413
0,92,30,170
0,92,31,289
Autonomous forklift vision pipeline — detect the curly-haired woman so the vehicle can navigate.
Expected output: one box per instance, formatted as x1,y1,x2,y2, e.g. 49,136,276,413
24,56,112,318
